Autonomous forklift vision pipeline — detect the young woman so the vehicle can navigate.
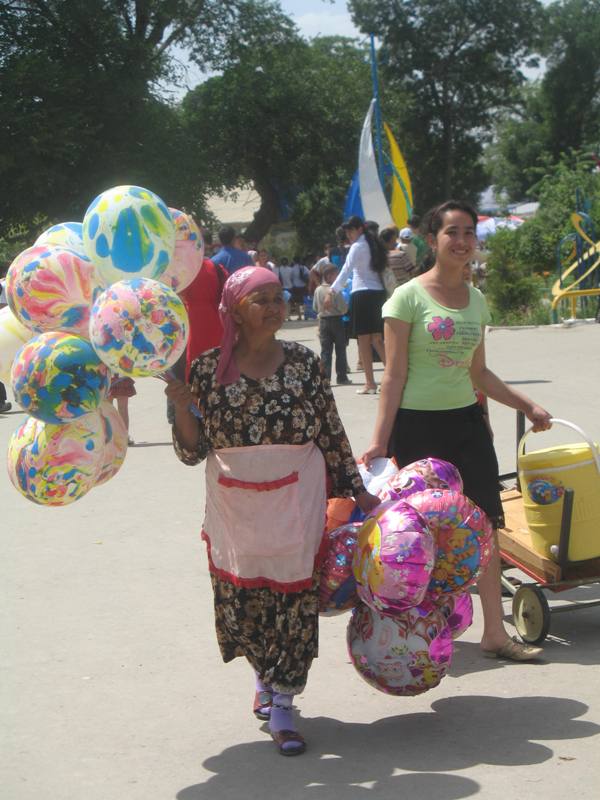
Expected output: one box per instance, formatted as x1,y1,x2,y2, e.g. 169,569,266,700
327,216,388,394
362,200,552,661
166,266,378,756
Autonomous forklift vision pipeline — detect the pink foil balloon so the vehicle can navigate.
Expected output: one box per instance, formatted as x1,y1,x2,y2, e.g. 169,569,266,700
353,501,435,615
319,523,361,615
347,602,453,696
407,489,494,598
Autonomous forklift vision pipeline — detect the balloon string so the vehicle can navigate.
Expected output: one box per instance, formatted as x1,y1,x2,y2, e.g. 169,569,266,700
154,371,202,419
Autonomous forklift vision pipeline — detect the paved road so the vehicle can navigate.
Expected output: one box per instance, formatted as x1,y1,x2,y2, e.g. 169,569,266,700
2,321,599,800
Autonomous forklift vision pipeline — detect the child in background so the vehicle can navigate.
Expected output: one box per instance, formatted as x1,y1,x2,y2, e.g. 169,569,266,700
313,264,352,385
108,375,136,446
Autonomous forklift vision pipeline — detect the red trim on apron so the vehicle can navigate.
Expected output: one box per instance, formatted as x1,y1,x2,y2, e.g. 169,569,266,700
217,471,299,491
202,529,329,593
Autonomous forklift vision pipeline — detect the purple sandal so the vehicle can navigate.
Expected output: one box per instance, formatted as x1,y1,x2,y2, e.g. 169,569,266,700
253,690,273,721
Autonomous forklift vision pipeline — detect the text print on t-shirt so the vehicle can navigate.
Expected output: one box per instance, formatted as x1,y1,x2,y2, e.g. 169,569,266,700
426,315,481,368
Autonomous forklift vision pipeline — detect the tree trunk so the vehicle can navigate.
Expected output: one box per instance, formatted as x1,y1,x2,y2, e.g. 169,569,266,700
243,178,281,243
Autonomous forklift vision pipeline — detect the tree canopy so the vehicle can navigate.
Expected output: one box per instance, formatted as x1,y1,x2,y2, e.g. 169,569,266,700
0,0,289,236
489,0,600,200
349,0,543,210
181,35,372,245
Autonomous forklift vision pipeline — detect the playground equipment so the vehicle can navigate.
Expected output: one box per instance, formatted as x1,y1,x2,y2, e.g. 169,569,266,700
551,190,600,320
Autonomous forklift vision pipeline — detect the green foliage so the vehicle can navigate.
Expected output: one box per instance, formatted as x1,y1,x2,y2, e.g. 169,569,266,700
488,0,600,201
0,217,50,271
182,36,372,244
0,0,280,235
486,229,544,317
486,155,600,320
349,0,543,211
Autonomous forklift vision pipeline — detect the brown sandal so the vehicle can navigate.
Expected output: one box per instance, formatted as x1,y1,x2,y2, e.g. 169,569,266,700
253,690,273,721
270,729,306,756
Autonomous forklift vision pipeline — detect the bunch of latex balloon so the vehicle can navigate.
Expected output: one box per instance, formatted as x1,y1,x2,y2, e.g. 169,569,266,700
3,185,204,506
318,457,494,696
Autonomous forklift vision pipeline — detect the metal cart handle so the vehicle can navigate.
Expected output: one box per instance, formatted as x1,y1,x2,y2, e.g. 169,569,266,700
518,417,600,475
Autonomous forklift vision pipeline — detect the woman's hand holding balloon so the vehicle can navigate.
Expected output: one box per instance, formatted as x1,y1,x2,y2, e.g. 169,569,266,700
165,378,195,416
355,490,381,515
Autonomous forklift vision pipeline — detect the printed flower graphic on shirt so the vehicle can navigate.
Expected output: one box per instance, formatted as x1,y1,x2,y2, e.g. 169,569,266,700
427,316,455,341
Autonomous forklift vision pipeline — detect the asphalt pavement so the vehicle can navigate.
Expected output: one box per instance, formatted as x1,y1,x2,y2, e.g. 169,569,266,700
2,320,599,800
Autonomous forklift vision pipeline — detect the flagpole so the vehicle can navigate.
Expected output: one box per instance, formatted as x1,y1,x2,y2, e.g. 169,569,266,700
369,33,385,192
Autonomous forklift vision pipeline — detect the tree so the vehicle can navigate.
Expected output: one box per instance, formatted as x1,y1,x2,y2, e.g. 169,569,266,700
348,0,543,210
488,0,600,201
0,0,287,236
181,36,372,246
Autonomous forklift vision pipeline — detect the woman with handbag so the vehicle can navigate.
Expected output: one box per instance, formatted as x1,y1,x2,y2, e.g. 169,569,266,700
326,216,388,394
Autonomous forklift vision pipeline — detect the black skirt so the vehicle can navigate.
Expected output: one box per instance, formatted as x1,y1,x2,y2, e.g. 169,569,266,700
349,289,387,337
388,403,504,527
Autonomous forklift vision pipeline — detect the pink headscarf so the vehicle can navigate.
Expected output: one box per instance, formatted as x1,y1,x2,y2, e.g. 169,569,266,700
216,266,282,385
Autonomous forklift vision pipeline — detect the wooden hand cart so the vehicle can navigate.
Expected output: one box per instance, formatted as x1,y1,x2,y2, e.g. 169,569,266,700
498,412,600,644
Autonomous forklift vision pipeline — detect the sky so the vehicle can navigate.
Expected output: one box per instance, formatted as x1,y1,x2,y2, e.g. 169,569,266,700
281,0,361,39
169,0,360,97
171,0,544,98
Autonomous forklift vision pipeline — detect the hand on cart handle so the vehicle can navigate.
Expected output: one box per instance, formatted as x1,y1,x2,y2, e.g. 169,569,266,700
524,403,553,433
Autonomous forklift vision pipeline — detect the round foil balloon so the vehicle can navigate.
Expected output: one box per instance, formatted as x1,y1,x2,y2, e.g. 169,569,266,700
407,489,494,597
159,209,204,293
434,592,474,640
0,305,32,384
95,400,128,486
35,222,85,255
11,332,109,424
347,603,453,696
353,501,435,615
6,244,99,336
7,412,105,505
379,458,463,503
89,278,188,376
83,185,175,285
319,523,361,615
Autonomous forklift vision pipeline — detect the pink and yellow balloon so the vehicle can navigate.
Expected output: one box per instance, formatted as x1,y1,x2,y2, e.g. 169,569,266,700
95,400,128,486
407,489,494,597
7,412,105,506
159,208,204,293
6,245,99,336
353,500,435,615
88,278,188,377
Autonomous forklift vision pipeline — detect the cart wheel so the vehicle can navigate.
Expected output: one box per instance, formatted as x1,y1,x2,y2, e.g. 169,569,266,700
512,585,551,644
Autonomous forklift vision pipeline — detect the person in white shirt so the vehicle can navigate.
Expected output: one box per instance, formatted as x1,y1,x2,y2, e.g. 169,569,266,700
0,270,13,412
326,216,388,394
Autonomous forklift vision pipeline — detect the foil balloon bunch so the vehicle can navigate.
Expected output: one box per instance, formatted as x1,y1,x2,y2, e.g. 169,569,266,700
319,457,493,696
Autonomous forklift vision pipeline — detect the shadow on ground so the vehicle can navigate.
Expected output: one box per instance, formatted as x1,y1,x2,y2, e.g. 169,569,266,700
176,695,597,800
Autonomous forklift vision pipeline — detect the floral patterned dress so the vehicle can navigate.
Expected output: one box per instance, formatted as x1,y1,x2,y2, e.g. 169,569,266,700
173,340,364,693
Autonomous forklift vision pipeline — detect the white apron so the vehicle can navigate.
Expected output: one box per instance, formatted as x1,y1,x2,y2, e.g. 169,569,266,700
202,441,327,592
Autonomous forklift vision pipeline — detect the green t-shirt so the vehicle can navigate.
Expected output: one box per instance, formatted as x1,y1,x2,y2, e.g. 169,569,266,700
382,279,491,410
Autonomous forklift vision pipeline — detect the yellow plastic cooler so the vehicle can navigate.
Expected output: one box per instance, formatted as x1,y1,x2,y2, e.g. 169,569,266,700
518,419,600,562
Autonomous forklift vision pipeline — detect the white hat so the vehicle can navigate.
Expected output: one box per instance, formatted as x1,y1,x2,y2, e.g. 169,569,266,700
399,227,413,240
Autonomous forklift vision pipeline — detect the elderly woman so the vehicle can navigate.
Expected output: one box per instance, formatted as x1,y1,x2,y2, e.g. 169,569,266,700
166,266,378,756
